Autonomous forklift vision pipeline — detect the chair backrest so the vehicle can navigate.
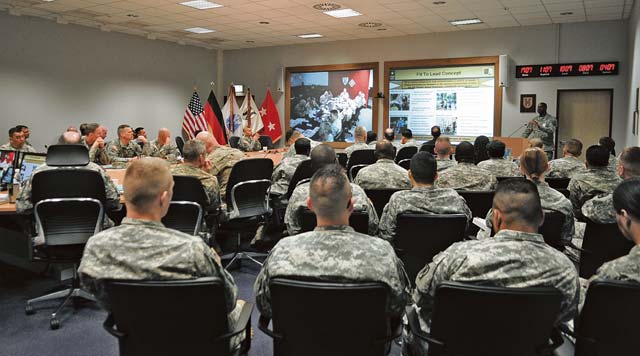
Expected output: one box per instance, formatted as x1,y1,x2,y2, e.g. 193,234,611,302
258,135,274,149
395,213,467,285
496,176,513,183
346,149,375,171
336,152,348,168
229,136,240,148
365,188,407,218
228,180,271,220
428,282,563,356
46,144,89,166
31,169,107,204
575,280,640,356
538,211,566,252
420,143,435,154
349,164,369,181
171,175,209,208
175,136,185,155
285,160,314,200
556,188,570,198
397,159,411,170
35,198,103,248
579,220,634,279
395,146,417,162
546,177,571,189
300,209,369,234
457,190,495,219
225,158,273,208
268,278,391,356
161,201,203,235
104,278,234,356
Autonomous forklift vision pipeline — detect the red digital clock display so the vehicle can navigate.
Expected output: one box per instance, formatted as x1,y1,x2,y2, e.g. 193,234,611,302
516,62,619,78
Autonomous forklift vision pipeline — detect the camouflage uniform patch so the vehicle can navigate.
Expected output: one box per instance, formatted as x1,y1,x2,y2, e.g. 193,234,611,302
435,162,497,191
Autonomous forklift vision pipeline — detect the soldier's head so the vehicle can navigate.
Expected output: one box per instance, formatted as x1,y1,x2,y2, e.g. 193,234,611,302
66,126,79,133
310,144,337,172
375,141,395,161
79,123,90,136
354,126,367,143
8,127,25,149
60,131,81,145
619,147,640,180
613,177,640,243
286,128,302,146
409,152,438,187
117,124,134,143
454,141,475,164
182,140,207,167
431,125,441,139
537,102,548,116
157,128,170,144
307,164,353,226
563,139,583,157
243,127,253,137
123,157,174,220
84,123,101,145
16,125,30,139
492,178,543,234
366,130,377,144
294,138,311,156
195,131,218,154
520,148,549,182
400,128,413,144
599,136,616,156
134,127,147,139
585,145,610,168
98,125,108,139
529,138,544,149
487,140,507,159
383,128,395,141
434,136,452,158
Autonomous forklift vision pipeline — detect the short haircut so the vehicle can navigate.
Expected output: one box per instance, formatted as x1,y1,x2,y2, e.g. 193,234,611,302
487,140,506,158
474,135,490,163
434,136,451,155
401,128,413,139
182,140,206,162
134,127,145,136
564,139,583,157
366,130,377,144
60,131,81,145
613,177,640,220
431,125,441,138
85,123,100,135
520,148,548,181
310,144,337,171
529,138,544,149
410,152,437,184
309,164,352,221
117,124,130,136
355,126,367,139
16,125,28,131
599,136,616,156
383,128,394,141
455,141,475,163
493,178,543,228
585,145,610,167
539,102,547,109
294,138,311,156
79,123,90,136
8,127,19,137
620,147,640,178
286,128,301,143
123,158,173,211
375,140,395,160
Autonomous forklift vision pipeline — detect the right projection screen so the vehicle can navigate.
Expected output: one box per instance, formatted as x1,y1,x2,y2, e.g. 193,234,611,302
386,57,501,142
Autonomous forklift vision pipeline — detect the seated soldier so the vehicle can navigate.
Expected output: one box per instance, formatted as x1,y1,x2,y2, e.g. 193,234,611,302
366,130,377,147
255,164,408,321
16,125,36,152
344,125,370,160
80,123,110,165
0,127,36,153
270,138,310,195
237,127,262,152
383,127,400,149
170,140,220,211
150,128,180,161
282,129,320,159
106,124,151,163
477,140,520,177
436,141,497,191
378,152,471,243
599,136,618,171
569,145,621,211
284,144,378,236
434,136,456,172
195,131,244,198
79,157,245,347
399,128,421,149
354,140,411,190
548,139,586,178
407,178,579,355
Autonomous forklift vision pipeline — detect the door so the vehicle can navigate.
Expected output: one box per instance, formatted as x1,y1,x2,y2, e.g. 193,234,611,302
556,90,613,155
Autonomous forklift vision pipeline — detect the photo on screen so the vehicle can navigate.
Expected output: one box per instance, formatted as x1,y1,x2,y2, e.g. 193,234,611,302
0,150,17,186
390,116,408,135
286,63,377,144
389,94,411,111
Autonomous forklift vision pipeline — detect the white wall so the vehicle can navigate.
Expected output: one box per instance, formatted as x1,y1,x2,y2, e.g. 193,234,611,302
0,12,217,151
223,21,629,147
627,1,640,147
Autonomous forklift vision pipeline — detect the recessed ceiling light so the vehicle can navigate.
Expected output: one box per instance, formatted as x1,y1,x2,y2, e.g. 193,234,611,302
433,1,446,4
377,28,387,31
312,3,341,11
185,27,216,34
358,22,383,28
126,13,139,18
449,18,483,26
560,11,573,15
179,1,223,10
324,8,362,18
246,40,255,43
297,33,323,38
42,0,56,2
259,21,269,24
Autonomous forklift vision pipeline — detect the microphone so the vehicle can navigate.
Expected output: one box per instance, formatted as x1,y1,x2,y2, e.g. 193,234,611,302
507,123,528,137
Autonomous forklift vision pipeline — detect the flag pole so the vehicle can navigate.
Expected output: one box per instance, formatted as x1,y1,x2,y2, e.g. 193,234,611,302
246,87,252,128
229,85,236,134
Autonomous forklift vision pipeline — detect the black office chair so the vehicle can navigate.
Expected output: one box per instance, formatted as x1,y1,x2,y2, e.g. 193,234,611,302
365,188,407,218
175,136,185,155
300,208,369,234
397,159,411,170
539,211,567,252
578,220,634,279
229,136,240,148
406,282,564,356
346,149,375,174
349,164,369,181
546,177,571,189
284,159,314,200
556,188,570,198
46,144,89,166
395,146,417,163
162,175,212,236
336,152,348,168
457,190,495,235
258,135,274,149
419,142,435,154
259,278,400,356
395,214,468,286
104,277,253,356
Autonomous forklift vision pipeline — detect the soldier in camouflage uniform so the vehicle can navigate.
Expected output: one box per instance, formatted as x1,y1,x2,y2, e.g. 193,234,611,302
170,140,220,211
344,126,370,160
149,128,180,162
255,164,408,321
477,140,521,177
354,141,411,190
285,144,378,236
522,102,557,159
196,131,244,198
599,136,619,172
436,141,497,191
399,128,422,149
0,127,36,152
548,139,585,179
16,131,120,231
582,147,640,224
282,129,320,159
106,124,151,163
406,178,579,355
79,123,110,165
569,145,622,211
378,152,471,243
78,157,245,347
434,136,456,172
270,138,310,195
237,127,262,152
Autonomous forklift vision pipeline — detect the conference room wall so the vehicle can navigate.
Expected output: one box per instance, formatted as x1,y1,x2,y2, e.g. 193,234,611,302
223,20,630,148
0,12,217,151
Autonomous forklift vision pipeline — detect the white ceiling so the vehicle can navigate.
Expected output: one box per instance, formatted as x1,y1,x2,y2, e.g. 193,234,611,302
0,0,634,50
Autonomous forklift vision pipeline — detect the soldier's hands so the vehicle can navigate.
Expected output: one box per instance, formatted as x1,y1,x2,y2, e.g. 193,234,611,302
203,159,213,171
137,135,148,144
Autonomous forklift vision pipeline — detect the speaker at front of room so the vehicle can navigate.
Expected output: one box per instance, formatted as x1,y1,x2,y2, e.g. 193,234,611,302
499,54,509,88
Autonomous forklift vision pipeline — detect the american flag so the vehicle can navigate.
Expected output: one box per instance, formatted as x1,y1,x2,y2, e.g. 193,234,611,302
182,91,208,139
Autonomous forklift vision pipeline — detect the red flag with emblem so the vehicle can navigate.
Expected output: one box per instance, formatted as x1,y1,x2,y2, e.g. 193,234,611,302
259,88,282,143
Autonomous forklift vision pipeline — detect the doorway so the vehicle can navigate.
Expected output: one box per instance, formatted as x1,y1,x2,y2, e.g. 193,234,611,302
556,89,613,155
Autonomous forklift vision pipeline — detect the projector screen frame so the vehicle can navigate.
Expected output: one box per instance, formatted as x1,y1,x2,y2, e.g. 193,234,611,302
383,56,503,140
285,62,379,149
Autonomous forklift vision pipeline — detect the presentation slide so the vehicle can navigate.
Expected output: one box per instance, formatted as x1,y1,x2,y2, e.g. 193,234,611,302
289,69,374,143
388,65,495,142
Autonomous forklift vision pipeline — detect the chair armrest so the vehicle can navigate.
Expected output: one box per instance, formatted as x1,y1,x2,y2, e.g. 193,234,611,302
565,241,589,254
537,327,564,355
258,315,284,340
405,306,444,347
103,313,126,339
216,302,254,341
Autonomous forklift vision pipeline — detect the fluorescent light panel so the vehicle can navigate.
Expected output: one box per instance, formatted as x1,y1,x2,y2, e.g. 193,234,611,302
297,33,323,38
185,27,216,33
323,8,362,18
449,18,483,25
179,1,223,10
